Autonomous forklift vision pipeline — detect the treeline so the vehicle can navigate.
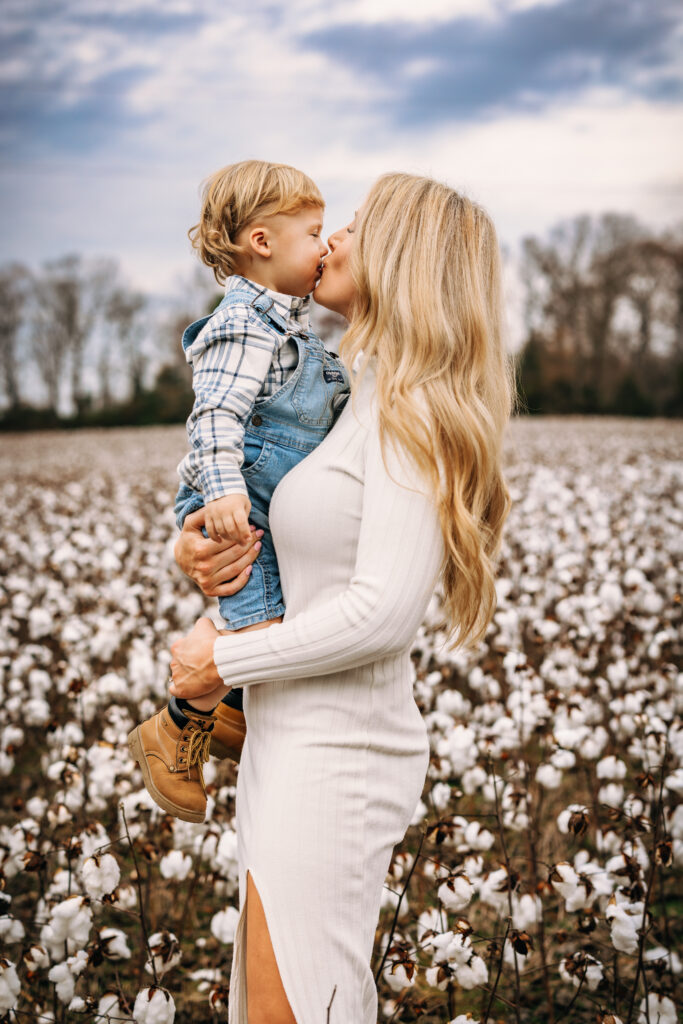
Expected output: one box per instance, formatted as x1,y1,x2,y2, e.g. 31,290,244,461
1,212,682,429
518,213,683,415
0,255,203,431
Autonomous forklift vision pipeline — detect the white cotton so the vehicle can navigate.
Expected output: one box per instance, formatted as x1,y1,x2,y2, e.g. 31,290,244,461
214,829,239,884
81,853,120,900
0,915,24,943
0,959,21,1012
383,959,416,993
598,783,625,807
549,862,579,902
597,755,627,779
644,946,682,973
454,954,488,989
605,901,641,955
637,994,677,1024
449,1016,480,1024
68,996,87,1011
512,893,542,930
438,875,473,912
559,953,603,991
557,804,590,834
159,850,193,881
145,932,181,977
210,907,240,944
425,964,450,991
99,927,132,960
462,821,494,851
430,781,452,811
40,896,92,958
98,993,124,1018
536,763,563,789
24,945,50,971
133,987,176,1024
550,748,576,770
48,962,75,1004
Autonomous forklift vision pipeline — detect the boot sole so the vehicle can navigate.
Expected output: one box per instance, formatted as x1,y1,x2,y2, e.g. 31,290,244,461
127,727,206,824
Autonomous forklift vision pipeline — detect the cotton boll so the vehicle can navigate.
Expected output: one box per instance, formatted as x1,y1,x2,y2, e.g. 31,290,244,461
643,946,682,973
145,932,181,977
598,783,625,808
559,952,603,991
597,755,627,780
605,899,641,955
383,959,416,993
81,853,120,900
512,893,542,930
0,959,21,1012
210,907,240,945
99,928,132,960
449,1016,480,1024
536,764,563,789
430,781,453,811
0,915,24,943
637,994,677,1024
40,896,92,958
549,863,579,903
455,954,489,989
438,875,473,912
159,850,193,881
133,987,176,1024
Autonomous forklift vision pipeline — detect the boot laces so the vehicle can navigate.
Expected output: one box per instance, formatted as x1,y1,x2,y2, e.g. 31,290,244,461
183,725,212,780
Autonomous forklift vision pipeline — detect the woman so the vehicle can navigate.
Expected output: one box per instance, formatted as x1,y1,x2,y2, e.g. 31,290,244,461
171,173,513,1024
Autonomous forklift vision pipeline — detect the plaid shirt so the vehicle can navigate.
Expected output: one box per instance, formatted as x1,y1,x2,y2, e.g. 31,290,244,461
177,276,307,501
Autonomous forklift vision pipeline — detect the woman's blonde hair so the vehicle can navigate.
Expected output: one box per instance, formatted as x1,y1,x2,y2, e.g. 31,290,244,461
341,173,514,649
189,160,324,284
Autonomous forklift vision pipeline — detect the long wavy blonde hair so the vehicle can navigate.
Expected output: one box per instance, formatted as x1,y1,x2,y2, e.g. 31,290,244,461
340,173,513,648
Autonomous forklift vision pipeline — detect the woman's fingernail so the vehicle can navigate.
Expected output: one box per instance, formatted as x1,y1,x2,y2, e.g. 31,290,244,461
256,530,264,538
245,564,252,575
254,541,262,553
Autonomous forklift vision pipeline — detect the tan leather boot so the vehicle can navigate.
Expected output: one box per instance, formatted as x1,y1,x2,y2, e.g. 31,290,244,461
210,702,247,762
127,707,215,823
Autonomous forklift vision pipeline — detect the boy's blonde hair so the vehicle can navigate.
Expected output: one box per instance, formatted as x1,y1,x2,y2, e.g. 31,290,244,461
340,172,514,650
189,160,324,284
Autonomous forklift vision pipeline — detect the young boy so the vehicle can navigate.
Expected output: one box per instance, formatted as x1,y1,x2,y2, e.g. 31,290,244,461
128,161,350,822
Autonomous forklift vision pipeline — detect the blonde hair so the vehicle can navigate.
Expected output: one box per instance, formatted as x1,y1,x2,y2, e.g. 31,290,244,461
341,173,514,648
189,160,324,284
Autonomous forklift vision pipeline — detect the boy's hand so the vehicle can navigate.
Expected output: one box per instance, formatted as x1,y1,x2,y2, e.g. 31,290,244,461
204,493,252,545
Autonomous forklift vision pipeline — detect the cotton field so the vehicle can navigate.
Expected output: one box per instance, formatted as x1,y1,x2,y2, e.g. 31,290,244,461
0,418,681,1024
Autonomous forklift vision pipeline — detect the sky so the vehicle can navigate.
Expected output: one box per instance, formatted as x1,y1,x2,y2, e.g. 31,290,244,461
2,0,683,306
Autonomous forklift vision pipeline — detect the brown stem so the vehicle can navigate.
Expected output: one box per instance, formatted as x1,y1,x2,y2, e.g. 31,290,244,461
482,917,511,1023
626,744,667,1024
120,803,158,987
489,762,522,1024
523,754,555,1024
374,831,425,984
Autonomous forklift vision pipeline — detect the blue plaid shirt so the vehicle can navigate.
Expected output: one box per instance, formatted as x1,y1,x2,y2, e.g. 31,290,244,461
177,276,306,501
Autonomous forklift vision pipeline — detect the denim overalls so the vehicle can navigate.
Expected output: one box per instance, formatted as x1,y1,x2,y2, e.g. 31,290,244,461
175,287,350,635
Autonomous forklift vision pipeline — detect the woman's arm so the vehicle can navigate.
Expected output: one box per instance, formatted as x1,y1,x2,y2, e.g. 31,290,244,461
174,507,262,598
209,416,444,687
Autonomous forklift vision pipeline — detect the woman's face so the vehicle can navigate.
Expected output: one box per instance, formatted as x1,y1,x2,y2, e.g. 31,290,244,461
312,216,358,319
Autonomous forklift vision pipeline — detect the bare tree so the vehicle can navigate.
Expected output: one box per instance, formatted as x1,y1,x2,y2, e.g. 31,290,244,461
104,286,147,401
41,254,115,413
0,263,31,410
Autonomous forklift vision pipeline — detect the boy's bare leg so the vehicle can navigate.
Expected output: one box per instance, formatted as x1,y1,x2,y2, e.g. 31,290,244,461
182,617,282,712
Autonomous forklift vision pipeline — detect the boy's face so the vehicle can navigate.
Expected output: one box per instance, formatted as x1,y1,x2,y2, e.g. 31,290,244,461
265,206,328,298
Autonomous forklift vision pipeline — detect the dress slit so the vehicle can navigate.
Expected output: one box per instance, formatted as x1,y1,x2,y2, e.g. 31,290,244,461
229,868,301,1024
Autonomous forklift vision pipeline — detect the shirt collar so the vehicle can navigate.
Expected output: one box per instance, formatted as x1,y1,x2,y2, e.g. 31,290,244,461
225,275,311,329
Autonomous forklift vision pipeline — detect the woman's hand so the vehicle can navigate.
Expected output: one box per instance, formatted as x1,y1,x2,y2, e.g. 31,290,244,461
174,507,263,597
169,616,226,700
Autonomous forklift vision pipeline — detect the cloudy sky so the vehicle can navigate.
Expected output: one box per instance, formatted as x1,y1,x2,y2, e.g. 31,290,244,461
2,0,682,296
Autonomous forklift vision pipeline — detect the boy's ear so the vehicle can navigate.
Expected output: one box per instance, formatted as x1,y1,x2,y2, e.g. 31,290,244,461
246,225,271,259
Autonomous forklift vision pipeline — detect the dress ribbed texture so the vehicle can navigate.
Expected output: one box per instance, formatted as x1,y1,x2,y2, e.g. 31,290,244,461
215,368,444,1024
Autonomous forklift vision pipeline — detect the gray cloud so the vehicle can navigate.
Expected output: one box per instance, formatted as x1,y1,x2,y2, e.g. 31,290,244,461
301,0,683,126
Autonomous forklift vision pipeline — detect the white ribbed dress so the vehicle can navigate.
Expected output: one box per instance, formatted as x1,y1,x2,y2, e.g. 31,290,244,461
213,368,444,1024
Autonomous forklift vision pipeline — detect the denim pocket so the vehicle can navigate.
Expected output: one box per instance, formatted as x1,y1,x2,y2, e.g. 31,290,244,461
242,438,271,477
